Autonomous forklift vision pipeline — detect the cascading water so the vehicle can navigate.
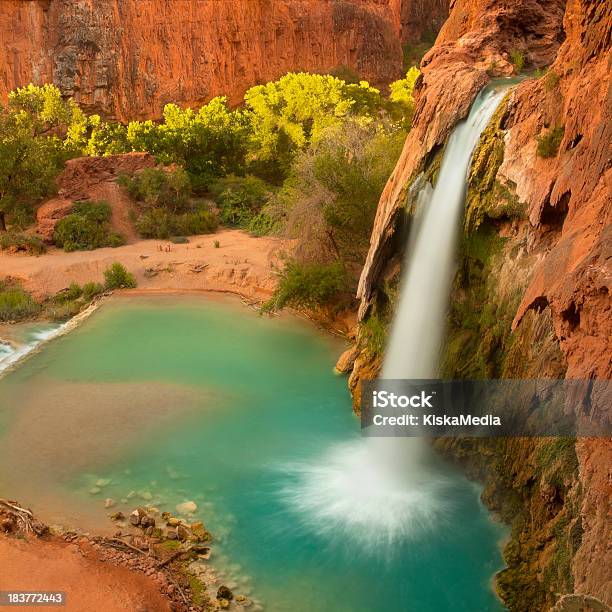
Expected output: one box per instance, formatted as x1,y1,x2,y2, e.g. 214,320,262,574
281,84,511,550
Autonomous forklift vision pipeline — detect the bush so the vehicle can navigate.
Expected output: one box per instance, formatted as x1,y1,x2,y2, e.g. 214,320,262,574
135,208,217,239
178,210,218,235
543,70,560,91
135,208,173,239
269,120,405,265
54,282,82,303
0,232,46,255
82,281,104,300
537,126,564,158
53,201,125,251
46,280,104,319
104,262,137,290
209,175,270,228
46,300,83,321
0,282,41,321
119,167,191,213
510,49,525,73
266,260,348,311
247,210,278,236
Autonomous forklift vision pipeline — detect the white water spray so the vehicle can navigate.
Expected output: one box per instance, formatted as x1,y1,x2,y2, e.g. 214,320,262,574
282,85,510,548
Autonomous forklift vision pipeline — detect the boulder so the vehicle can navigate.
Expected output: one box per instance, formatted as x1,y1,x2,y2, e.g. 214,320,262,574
129,507,148,526
175,500,197,515
335,346,360,374
217,586,233,601
176,525,191,541
35,198,73,242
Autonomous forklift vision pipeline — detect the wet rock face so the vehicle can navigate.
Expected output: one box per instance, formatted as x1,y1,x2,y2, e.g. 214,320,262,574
0,0,412,120
357,0,568,315
357,0,611,607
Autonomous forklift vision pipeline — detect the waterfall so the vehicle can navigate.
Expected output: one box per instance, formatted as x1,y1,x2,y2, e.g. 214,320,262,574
383,86,509,379
281,85,510,550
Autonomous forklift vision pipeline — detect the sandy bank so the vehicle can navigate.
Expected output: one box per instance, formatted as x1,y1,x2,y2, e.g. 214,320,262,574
0,535,171,612
0,229,294,302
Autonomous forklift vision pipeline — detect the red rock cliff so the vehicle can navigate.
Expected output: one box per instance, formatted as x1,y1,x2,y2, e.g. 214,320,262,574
357,0,611,607
0,0,409,120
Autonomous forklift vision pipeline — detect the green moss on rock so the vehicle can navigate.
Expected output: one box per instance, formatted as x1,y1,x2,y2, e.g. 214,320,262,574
464,96,526,233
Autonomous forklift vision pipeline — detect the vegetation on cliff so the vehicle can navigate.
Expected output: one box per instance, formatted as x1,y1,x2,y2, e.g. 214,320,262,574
438,107,584,611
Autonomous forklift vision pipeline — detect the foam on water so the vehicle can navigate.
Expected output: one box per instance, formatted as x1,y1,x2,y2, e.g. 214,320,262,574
0,303,100,377
0,325,65,376
279,440,451,549
279,85,511,548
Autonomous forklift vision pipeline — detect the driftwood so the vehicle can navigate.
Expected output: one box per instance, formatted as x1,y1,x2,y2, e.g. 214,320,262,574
104,536,150,556
167,571,189,607
0,499,36,533
156,546,192,568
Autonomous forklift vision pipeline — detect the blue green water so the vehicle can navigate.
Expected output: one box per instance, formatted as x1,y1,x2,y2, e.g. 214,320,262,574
0,296,506,611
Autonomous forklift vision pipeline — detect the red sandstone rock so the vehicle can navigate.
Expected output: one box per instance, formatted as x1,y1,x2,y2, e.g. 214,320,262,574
0,0,409,120
390,0,449,43
358,0,611,603
357,0,567,316
57,153,156,201
35,153,156,242
36,198,74,242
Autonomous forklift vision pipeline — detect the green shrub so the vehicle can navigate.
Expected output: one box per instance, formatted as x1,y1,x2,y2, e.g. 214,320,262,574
0,283,41,321
266,260,348,311
46,280,104,318
104,262,137,290
0,232,46,255
53,201,125,251
119,168,191,213
270,120,405,265
46,300,82,321
178,209,218,235
360,313,388,356
537,126,564,158
135,208,173,239
82,281,104,300
135,208,217,239
247,210,278,236
209,175,270,228
56,282,83,302
510,49,525,73
543,70,560,91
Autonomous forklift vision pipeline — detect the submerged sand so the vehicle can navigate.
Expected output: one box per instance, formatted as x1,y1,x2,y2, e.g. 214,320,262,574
0,379,214,527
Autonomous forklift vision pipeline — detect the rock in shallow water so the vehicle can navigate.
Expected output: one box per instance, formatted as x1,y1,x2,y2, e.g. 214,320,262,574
217,586,233,601
176,500,197,515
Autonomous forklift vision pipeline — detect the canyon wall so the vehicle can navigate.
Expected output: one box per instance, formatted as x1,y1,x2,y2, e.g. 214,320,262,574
0,0,446,121
391,0,449,43
353,0,610,608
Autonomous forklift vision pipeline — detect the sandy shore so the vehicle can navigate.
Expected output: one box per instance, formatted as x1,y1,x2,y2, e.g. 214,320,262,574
0,536,172,612
0,229,294,302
